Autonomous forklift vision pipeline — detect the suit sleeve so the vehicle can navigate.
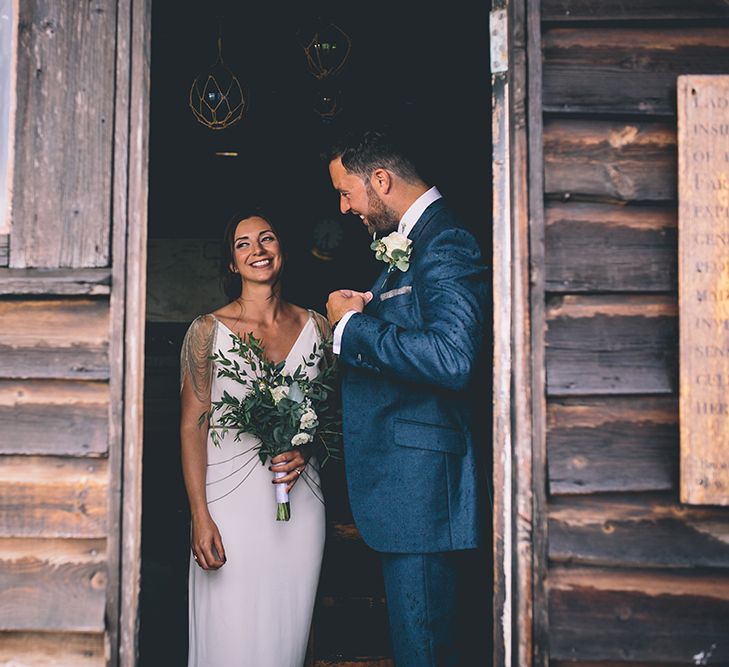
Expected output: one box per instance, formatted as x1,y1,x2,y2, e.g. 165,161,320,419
339,226,487,391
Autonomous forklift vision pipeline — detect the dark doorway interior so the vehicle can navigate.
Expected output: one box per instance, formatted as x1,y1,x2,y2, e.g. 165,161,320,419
140,2,492,664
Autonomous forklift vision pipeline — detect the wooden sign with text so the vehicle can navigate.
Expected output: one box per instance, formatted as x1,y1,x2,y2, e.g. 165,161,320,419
679,75,729,505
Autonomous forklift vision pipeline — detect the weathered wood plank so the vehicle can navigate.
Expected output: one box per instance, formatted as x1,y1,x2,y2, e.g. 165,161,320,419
546,296,678,395
542,0,729,21
11,1,116,268
545,203,676,293
0,538,106,632
544,120,676,202
0,456,107,537
491,35,514,667
102,5,153,660
0,298,109,380
543,28,729,115
547,398,677,494
549,568,729,662
0,380,108,456
0,631,105,666
0,268,111,295
0,234,8,267
549,495,729,568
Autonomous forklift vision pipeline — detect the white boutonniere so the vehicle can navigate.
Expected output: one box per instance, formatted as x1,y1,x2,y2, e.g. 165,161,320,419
371,231,413,276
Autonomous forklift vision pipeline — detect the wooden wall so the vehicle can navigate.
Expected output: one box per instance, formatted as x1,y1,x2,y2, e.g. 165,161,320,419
0,1,122,665
536,1,729,663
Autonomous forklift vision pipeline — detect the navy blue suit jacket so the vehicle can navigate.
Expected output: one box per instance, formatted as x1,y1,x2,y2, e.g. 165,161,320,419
339,199,488,553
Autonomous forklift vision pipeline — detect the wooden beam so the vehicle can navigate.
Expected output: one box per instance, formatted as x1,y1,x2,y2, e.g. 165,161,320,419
0,456,107,538
0,380,108,457
107,0,133,658
0,298,109,380
547,398,677,494
546,295,678,396
545,203,676,293
0,268,111,295
543,28,729,116
110,0,152,664
527,0,549,662
544,120,676,202
490,1,513,663
0,538,106,632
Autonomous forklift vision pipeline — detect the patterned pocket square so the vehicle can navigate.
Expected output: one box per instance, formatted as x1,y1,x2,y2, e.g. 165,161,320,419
380,285,413,302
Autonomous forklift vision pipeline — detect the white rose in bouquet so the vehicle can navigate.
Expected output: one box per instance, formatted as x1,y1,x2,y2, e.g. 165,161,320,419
270,385,289,404
300,408,318,430
291,432,314,446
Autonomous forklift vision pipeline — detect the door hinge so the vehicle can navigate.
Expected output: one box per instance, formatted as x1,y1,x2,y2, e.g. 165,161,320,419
489,8,508,75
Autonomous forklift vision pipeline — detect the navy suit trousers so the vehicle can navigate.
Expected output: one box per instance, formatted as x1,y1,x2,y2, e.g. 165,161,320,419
380,549,490,666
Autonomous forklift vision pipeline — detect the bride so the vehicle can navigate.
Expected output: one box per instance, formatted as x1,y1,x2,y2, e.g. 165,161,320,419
179,212,330,666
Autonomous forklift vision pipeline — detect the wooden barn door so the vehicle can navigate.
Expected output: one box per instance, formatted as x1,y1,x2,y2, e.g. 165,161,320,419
502,2,729,666
0,1,150,665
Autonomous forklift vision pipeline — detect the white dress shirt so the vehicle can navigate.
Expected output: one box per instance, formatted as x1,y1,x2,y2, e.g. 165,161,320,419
333,187,442,354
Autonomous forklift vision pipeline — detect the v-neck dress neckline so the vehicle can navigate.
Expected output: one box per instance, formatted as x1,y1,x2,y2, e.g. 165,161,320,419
211,310,315,367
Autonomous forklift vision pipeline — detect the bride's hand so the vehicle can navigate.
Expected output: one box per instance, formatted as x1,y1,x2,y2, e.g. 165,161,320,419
271,447,311,493
191,513,226,570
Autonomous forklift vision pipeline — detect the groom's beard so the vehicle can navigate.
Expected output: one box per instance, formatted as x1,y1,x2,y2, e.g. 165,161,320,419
365,181,400,236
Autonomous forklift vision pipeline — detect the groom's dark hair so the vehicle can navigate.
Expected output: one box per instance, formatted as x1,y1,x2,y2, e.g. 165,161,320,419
325,127,422,185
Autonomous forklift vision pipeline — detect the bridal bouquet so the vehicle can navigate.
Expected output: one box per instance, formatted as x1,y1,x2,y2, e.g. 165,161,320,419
202,332,340,521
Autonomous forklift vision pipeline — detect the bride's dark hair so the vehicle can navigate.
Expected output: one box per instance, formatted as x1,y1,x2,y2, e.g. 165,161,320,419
220,210,286,301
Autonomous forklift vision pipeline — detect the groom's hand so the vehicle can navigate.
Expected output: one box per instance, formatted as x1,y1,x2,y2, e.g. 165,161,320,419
327,289,373,327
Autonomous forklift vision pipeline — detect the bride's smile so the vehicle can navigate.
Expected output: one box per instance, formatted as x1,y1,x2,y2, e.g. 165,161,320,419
230,216,284,282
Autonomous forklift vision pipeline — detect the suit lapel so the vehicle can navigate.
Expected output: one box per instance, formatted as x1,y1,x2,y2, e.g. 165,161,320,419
365,199,446,315
406,198,444,246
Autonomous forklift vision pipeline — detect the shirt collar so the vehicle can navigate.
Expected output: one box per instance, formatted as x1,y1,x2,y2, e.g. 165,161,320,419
398,186,442,238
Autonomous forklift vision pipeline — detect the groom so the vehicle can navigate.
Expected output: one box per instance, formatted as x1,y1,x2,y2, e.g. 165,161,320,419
325,128,488,666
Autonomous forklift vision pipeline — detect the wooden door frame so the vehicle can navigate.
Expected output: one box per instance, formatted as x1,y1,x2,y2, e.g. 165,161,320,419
491,0,546,665
110,0,151,664
111,1,545,664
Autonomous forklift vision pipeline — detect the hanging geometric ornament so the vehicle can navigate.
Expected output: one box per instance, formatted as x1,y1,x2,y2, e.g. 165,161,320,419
312,83,343,121
189,34,247,130
303,21,352,80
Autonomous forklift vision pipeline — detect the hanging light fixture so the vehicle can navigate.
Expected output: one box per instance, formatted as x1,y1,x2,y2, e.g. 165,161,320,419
302,21,352,80
189,31,247,130
312,83,343,121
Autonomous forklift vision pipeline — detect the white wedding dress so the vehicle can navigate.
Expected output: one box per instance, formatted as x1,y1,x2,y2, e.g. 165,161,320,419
182,311,328,667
